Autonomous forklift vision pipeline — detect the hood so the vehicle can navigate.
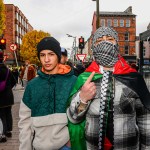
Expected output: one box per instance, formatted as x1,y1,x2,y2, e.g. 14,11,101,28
38,64,74,79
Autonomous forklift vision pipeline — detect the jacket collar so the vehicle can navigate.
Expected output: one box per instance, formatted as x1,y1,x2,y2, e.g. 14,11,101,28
38,64,74,79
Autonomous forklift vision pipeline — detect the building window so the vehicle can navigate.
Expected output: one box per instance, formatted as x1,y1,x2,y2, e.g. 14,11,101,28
120,19,124,27
21,17,23,25
113,19,118,27
22,19,25,26
15,36,19,44
125,45,129,55
18,14,20,22
27,24,29,30
107,19,112,27
15,12,18,20
18,26,21,34
25,22,27,29
15,24,19,32
101,19,105,27
126,19,130,27
19,38,22,44
125,32,129,41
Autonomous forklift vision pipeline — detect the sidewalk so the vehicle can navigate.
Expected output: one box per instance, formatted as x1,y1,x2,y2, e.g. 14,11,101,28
0,103,20,150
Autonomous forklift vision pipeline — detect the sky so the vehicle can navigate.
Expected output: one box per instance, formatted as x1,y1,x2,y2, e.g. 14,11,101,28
3,0,150,51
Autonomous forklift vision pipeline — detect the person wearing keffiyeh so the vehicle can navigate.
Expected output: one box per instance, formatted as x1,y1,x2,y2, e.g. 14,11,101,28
67,27,150,150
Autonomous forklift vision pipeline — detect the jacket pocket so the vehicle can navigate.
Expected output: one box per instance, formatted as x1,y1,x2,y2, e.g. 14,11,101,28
32,113,69,150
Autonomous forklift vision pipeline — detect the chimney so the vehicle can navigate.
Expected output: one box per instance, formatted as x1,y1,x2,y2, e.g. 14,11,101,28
124,6,132,13
147,23,150,30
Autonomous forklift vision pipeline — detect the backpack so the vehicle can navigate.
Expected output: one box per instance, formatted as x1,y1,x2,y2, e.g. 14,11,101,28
0,69,9,92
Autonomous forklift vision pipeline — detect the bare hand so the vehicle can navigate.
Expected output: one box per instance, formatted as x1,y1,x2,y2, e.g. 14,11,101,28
79,72,96,103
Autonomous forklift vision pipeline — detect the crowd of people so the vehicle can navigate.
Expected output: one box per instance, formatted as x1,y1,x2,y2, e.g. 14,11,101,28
0,27,150,150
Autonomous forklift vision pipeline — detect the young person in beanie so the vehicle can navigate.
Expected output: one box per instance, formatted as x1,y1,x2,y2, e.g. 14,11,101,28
67,27,150,150
0,50,16,142
18,37,77,150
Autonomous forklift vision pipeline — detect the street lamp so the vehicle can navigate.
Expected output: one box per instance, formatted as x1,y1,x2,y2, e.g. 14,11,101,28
92,0,100,29
66,34,77,64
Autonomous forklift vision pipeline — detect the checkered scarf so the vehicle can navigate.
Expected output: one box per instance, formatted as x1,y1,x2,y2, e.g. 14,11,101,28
99,70,114,149
93,41,119,67
92,27,119,67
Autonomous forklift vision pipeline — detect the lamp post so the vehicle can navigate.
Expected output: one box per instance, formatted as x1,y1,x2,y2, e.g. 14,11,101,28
66,34,77,64
92,0,100,29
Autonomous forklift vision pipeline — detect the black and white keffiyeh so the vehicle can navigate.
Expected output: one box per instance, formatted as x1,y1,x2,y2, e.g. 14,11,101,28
92,27,119,67
93,41,119,67
99,70,114,150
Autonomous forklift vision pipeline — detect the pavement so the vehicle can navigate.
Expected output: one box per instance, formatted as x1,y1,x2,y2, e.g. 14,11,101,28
0,84,24,150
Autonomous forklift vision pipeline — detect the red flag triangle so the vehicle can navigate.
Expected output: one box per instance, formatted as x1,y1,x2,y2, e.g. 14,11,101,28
104,137,113,150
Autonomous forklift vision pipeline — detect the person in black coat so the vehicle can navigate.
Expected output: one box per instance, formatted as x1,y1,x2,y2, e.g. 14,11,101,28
74,63,85,76
0,50,16,142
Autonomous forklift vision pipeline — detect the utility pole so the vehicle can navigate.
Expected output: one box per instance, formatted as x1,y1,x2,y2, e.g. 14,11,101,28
92,0,100,29
139,40,143,75
66,34,77,64
96,0,100,29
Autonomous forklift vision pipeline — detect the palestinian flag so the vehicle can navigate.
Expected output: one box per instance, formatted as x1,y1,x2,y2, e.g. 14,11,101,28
68,57,150,150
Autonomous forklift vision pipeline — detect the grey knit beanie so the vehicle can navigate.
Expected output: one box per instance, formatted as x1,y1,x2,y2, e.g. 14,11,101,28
92,27,118,48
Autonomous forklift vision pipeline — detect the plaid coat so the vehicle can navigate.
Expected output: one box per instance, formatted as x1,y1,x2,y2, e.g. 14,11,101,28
67,77,150,150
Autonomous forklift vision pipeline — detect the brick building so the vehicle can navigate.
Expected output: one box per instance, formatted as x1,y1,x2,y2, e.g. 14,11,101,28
91,6,136,63
3,4,33,65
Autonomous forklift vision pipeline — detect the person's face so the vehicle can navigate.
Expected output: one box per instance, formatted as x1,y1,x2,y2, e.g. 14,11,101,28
94,35,116,46
40,50,59,74
93,35,118,68
60,55,68,64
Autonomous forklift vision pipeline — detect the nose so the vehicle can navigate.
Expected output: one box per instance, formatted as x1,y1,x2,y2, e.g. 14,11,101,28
45,54,49,62
102,36,107,41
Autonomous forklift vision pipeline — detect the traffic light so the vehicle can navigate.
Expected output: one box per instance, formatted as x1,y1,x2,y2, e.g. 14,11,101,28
79,37,84,49
0,38,6,50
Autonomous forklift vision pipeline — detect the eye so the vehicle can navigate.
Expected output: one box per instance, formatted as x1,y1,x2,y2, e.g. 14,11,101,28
95,38,103,45
107,37,115,41
40,54,45,57
49,53,55,56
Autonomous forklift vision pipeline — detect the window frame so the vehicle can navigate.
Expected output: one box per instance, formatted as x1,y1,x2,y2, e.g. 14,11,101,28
120,19,124,27
107,19,112,27
125,32,129,41
113,19,118,27
126,19,130,27
124,45,129,55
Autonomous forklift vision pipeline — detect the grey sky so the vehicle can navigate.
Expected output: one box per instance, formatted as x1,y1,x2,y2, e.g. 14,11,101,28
4,0,150,49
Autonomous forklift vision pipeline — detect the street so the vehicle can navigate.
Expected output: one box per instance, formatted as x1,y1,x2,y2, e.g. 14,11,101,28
0,84,24,150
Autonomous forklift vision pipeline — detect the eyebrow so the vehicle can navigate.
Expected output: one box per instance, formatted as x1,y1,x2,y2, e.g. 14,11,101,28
40,51,54,54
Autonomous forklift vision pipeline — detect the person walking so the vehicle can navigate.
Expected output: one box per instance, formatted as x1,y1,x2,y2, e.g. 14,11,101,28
19,65,24,88
0,50,17,142
12,67,19,89
18,37,77,150
67,27,150,150
19,59,36,89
